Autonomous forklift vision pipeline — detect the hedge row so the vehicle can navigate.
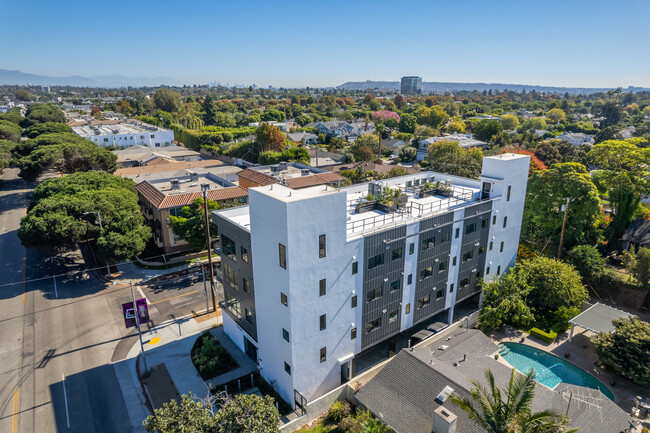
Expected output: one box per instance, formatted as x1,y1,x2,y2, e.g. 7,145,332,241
527,327,558,344
169,123,255,151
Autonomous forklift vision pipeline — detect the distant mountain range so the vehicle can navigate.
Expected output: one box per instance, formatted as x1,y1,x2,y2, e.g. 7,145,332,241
0,69,182,87
337,80,650,95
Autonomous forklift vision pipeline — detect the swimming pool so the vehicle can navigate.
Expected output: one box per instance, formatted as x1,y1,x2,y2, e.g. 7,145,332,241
498,342,615,401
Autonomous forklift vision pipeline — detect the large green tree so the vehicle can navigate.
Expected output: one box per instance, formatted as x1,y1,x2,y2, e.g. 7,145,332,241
153,89,182,113
588,139,650,238
169,198,219,251
592,317,650,386
213,394,280,433
24,122,73,139
425,140,483,179
19,104,65,127
479,272,534,331
255,123,285,154
415,105,449,130
18,171,150,261
472,119,503,142
522,163,602,250
144,394,215,433
451,369,577,433
0,119,22,142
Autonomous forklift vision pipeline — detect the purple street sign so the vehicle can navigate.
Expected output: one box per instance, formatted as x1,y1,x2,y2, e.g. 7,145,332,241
122,298,149,328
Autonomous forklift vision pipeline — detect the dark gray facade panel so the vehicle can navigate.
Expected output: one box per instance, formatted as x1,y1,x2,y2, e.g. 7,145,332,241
362,226,406,348
213,215,258,341
456,202,492,302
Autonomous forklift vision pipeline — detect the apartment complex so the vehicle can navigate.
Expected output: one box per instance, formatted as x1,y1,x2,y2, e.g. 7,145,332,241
212,153,529,408
72,120,174,148
401,76,422,94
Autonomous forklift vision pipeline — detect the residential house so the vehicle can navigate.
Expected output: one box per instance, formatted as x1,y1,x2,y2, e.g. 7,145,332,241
114,145,201,168
212,153,530,407
286,131,319,145
315,121,375,142
621,218,650,251
71,119,174,148
416,133,487,161
555,132,595,146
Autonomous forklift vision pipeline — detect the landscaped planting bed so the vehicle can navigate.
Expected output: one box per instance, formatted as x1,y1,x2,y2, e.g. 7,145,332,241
191,331,239,380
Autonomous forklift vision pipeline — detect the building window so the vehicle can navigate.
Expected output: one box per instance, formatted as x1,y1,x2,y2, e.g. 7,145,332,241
283,328,290,342
507,185,511,201
351,327,357,339
103,138,109,142
436,289,444,299
240,246,248,263
367,287,382,302
500,241,504,253
352,261,358,275
407,274,412,285
460,277,470,287
281,292,288,306
407,180,412,187
319,279,326,296
366,318,381,333
420,266,433,280
465,223,477,234
503,216,508,228
439,260,448,272
390,279,400,292
351,295,357,308
279,243,286,269
319,234,326,258
462,250,473,263
222,234,237,261
417,296,430,309
442,231,451,243
479,246,485,255
476,271,482,279
449,283,454,293
409,243,414,255
367,253,384,269
223,264,238,290
452,256,457,266
320,347,327,363
320,314,326,331
492,215,497,225
245,308,253,323
489,241,494,251
140,135,144,139
405,303,411,314
284,362,291,375
481,218,488,228
487,266,491,275
225,292,241,318
422,236,435,250
389,310,398,323
497,266,501,275
455,228,460,238
392,248,403,260
150,134,155,138
242,278,250,293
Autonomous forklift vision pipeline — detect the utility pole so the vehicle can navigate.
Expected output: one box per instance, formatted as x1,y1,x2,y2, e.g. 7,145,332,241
130,281,148,373
200,262,209,313
202,187,217,312
557,197,570,260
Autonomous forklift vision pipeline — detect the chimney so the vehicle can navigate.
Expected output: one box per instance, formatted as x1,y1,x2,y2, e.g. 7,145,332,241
432,406,457,433
170,179,180,190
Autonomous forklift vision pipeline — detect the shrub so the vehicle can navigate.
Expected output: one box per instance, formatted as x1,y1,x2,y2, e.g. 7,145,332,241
191,331,239,380
339,416,363,433
528,327,558,344
327,400,351,422
553,306,580,332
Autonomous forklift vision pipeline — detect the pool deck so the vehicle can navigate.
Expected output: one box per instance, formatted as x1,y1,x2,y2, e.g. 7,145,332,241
490,325,650,422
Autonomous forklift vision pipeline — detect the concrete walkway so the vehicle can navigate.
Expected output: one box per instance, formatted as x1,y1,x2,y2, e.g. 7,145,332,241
207,327,257,387
113,311,222,432
113,260,204,284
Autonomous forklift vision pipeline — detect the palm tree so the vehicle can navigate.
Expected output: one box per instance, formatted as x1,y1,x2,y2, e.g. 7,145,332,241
450,368,578,433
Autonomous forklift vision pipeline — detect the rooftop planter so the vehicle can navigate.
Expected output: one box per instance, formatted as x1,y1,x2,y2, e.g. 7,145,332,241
418,181,453,198
355,189,408,214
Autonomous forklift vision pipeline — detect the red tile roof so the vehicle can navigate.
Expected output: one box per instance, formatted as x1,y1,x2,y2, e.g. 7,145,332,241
136,181,248,209
285,172,345,189
237,168,277,186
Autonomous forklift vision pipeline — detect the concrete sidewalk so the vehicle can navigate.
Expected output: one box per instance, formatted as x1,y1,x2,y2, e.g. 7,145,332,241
112,260,204,284
113,311,222,432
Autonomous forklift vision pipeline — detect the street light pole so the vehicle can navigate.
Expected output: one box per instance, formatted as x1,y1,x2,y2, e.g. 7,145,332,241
83,211,111,277
202,188,217,313
557,197,570,260
130,281,148,373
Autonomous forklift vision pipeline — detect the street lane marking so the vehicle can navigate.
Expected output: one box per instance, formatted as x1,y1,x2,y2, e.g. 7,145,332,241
12,388,18,433
137,286,149,304
149,290,199,305
62,373,70,428
148,337,161,345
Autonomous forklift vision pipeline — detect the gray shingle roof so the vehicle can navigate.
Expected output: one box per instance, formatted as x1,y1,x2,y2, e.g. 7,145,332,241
354,330,632,433
621,218,650,245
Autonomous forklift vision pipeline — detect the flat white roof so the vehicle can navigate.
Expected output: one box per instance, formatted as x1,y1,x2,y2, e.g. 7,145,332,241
72,121,170,137
253,183,340,203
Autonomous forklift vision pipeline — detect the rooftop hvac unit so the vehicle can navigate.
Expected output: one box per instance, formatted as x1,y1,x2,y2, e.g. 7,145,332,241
271,165,280,173
279,161,288,170
189,172,199,182
201,183,210,191
301,169,310,176
170,179,180,190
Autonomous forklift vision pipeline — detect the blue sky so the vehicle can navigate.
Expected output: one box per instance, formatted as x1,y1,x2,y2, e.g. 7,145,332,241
2,0,649,88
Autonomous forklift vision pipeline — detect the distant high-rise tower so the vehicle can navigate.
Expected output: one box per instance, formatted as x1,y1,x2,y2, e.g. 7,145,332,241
400,76,422,94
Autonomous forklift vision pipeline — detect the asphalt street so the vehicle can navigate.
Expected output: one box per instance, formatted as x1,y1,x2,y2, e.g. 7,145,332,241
0,168,211,433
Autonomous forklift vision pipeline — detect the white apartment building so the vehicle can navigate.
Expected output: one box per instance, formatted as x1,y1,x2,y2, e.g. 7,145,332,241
212,153,530,410
71,120,174,148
